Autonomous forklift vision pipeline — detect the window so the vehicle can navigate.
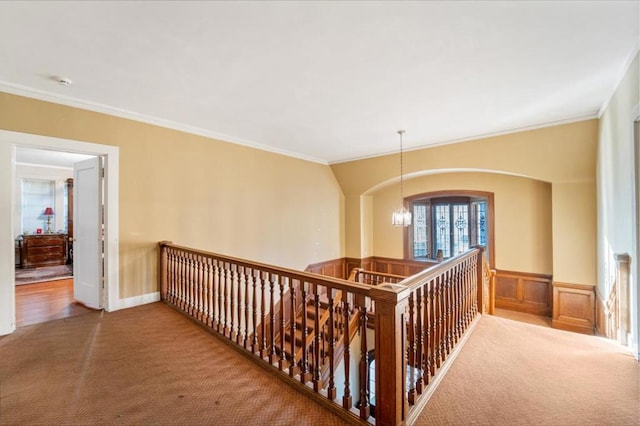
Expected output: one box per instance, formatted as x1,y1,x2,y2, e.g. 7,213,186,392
21,179,55,234
408,193,490,261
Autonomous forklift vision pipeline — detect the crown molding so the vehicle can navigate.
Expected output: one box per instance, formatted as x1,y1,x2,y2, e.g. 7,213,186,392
0,82,329,166
598,43,640,118
329,113,599,165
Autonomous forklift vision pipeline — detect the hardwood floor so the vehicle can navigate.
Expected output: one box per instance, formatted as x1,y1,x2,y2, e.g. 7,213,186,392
15,279,95,327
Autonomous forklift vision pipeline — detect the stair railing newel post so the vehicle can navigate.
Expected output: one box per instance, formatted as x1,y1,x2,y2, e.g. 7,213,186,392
370,283,410,426
472,245,485,315
159,242,170,301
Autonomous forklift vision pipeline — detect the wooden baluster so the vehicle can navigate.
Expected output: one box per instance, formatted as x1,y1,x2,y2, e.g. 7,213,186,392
243,266,250,349
228,263,235,339
427,281,435,380
327,288,336,400
342,291,352,409
416,286,424,394
221,262,228,335
197,255,203,320
312,285,322,392
195,255,202,321
206,258,213,327
235,265,243,344
251,269,260,354
268,274,276,364
300,282,310,383
467,259,476,326
279,276,287,370
425,283,432,385
445,268,453,355
407,292,416,405
289,279,298,377
228,264,235,340
260,272,268,359
188,254,195,315
456,265,465,342
215,260,222,333
357,296,370,420
448,266,455,345
179,252,186,311
436,275,444,369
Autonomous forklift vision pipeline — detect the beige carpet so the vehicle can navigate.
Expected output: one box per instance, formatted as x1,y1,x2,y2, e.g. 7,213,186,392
0,303,349,425
415,314,639,425
1,303,638,425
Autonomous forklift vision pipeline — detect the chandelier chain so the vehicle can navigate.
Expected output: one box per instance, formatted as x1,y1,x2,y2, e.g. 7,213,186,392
399,130,405,202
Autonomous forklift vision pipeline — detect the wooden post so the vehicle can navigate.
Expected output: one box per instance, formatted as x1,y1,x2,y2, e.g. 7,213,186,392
474,246,485,314
159,241,172,300
370,283,411,426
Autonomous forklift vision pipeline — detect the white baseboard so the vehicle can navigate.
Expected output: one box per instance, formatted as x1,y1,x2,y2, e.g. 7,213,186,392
112,291,161,311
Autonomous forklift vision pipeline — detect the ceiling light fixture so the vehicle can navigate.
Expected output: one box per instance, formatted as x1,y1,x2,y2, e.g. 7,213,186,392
391,130,412,227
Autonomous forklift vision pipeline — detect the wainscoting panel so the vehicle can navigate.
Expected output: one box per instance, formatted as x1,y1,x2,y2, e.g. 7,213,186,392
552,282,595,335
309,257,437,281
495,270,552,316
305,258,346,279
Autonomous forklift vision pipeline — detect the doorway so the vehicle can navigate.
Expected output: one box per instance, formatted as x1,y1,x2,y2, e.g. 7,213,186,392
13,147,94,326
0,130,119,336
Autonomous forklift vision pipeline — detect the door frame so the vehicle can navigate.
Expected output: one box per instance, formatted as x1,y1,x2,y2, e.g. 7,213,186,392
0,130,119,335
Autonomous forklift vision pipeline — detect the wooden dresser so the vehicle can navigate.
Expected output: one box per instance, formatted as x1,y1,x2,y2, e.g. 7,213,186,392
18,234,68,269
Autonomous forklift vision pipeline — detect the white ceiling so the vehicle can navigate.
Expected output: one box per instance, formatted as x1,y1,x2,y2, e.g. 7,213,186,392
16,147,94,169
0,1,638,164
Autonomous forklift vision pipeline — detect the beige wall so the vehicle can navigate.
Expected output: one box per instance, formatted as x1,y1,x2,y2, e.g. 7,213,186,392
332,119,598,283
0,92,345,299
597,51,639,356
371,172,553,274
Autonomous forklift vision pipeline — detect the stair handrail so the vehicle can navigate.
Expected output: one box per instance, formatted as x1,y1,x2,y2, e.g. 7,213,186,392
159,241,485,426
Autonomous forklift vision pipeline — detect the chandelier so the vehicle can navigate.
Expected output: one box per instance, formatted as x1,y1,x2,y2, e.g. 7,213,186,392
391,130,412,227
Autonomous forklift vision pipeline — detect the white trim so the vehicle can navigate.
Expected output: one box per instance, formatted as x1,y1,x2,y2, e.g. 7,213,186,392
116,292,161,310
0,82,598,166
330,113,598,164
0,130,119,335
0,83,328,166
16,161,73,171
598,45,640,118
633,106,640,360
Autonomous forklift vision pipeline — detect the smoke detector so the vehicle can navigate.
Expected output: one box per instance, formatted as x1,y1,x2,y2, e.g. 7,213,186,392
56,77,72,86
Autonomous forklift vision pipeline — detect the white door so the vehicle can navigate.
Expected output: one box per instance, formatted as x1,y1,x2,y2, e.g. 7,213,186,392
73,156,103,309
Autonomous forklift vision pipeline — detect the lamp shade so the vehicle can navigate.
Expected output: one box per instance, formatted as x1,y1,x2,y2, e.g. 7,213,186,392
43,207,54,216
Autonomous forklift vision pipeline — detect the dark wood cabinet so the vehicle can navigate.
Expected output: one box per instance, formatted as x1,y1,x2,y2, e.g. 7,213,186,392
18,234,68,269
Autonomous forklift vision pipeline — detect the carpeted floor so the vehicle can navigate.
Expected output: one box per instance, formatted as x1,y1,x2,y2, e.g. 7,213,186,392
415,315,639,425
1,303,638,425
15,264,73,285
0,302,349,426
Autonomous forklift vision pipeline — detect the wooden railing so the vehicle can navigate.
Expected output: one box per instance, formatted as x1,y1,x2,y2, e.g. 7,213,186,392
348,268,406,286
159,242,486,425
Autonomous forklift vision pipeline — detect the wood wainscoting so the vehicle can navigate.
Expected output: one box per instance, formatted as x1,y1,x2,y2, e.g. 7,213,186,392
304,257,347,279
552,282,595,335
361,256,437,277
494,270,552,316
